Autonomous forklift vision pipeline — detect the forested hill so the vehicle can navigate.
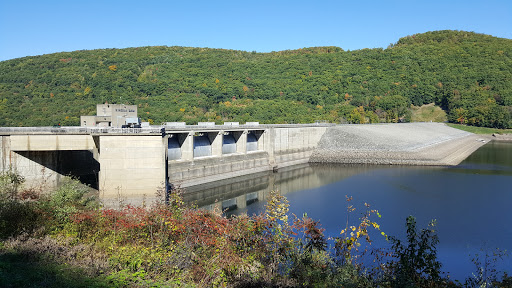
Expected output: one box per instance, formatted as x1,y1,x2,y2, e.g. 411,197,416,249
1,30,511,128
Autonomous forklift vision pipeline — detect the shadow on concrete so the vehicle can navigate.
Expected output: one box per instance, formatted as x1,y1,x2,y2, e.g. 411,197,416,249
17,151,99,190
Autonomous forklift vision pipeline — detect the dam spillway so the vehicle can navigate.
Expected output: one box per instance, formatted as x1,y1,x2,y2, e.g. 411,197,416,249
164,124,329,189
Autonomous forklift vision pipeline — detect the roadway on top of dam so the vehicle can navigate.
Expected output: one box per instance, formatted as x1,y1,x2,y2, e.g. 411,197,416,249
0,123,334,136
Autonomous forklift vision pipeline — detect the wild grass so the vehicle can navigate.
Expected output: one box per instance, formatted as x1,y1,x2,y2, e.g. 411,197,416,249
447,123,512,134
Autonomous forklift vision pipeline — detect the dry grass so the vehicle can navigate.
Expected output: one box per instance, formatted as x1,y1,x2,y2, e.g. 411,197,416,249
411,103,447,123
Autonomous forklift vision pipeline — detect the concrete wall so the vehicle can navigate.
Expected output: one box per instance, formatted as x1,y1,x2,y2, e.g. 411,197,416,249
169,151,270,188
9,135,96,151
263,126,328,168
1,133,166,204
98,135,166,203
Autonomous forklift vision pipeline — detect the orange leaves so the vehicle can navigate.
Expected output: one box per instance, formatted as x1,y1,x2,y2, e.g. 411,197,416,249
70,199,260,251
292,214,327,252
108,65,117,71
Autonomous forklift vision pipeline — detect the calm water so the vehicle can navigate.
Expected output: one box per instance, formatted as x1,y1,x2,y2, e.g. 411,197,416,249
185,141,512,280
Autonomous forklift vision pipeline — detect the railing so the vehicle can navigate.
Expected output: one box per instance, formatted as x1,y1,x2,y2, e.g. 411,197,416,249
163,123,335,130
0,126,164,135
0,127,90,134
89,127,164,134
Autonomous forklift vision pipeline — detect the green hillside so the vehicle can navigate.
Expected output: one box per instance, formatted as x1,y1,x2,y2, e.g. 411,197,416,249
1,30,511,127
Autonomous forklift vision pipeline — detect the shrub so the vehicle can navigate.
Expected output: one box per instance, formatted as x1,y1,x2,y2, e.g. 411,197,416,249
0,170,40,239
386,216,446,287
42,177,98,226
0,169,25,201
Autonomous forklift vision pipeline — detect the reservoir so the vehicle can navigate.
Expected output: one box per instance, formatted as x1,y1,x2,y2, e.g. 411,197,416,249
184,141,512,280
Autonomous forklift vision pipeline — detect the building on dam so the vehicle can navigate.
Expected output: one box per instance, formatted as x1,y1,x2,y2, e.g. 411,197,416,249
80,103,140,128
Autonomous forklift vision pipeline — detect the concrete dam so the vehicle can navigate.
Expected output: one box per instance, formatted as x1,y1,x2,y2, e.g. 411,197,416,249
0,123,488,205
0,124,329,204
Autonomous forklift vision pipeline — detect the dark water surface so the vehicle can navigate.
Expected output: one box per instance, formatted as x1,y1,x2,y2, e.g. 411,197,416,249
185,141,512,280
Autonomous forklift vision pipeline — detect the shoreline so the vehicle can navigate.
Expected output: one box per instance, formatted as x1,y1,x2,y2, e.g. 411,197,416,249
492,133,512,142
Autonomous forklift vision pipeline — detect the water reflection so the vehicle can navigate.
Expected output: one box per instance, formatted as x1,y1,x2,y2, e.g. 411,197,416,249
184,163,380,215
451,141,512,176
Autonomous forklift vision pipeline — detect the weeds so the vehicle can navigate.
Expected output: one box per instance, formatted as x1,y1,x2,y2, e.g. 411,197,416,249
465,247,509,288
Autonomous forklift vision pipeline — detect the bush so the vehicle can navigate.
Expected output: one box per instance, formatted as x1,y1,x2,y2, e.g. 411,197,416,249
49,177,96,222
0,170,25,202
386,216,446,287
0,170,40,239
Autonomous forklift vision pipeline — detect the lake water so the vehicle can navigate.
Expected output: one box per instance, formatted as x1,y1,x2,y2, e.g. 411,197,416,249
184,141,512,280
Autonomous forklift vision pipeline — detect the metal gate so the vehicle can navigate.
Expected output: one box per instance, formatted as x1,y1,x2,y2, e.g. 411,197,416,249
193,134,212,157
222,134,237,154
247,132,258,152
168,137,181,160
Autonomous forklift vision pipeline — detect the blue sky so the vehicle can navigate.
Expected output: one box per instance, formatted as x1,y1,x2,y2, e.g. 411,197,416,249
1,0,511,61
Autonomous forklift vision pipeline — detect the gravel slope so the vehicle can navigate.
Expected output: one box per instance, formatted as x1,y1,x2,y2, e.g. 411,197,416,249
310,123,491,165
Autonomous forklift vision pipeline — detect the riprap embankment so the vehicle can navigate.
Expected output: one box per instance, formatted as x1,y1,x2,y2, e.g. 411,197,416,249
310,123,491,165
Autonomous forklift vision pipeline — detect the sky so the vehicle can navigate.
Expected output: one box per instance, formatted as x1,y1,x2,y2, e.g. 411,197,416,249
1,0,511,61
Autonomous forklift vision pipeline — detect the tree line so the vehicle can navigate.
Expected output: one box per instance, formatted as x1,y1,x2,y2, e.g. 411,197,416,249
0,30,511,128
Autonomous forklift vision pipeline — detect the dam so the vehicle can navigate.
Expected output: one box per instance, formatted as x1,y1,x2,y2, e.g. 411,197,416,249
0,123,330,205
0,122,489,205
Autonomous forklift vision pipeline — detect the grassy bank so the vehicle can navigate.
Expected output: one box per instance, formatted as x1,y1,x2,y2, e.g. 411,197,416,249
447,123,512,135
1,172,510,287
411,103,448,123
